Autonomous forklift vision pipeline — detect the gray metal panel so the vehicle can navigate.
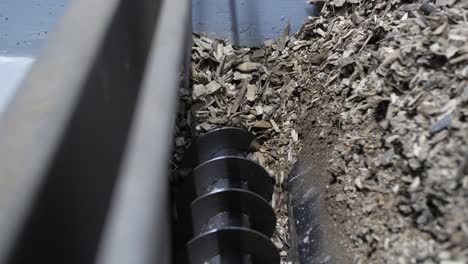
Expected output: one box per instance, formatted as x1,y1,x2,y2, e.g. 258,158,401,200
96,0,191,263
193,0,317,47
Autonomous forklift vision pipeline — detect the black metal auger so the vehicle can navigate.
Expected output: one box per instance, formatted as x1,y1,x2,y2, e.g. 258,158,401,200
175,127,279,264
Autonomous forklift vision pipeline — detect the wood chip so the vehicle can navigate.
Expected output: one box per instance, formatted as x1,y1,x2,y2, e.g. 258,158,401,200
291,130,299,142
253,120,272,129
246,84,257,101
270,119,281,133
205,80,222,94
193,84,206,99
230,81,247,114
236,62,262,72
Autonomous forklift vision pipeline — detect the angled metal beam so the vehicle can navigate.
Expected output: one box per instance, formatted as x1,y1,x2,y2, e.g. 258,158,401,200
0,0,164,263
95,0,191,263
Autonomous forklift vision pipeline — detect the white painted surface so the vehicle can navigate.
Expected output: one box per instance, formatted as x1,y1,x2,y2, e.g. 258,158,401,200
0,57,33,114
0,0,69,115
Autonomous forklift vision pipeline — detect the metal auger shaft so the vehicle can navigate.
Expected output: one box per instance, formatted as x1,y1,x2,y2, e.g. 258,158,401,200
175,127,279,264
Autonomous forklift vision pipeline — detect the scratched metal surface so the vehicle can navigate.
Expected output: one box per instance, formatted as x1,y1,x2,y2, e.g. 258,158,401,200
0,0,69,113
192,0,317,47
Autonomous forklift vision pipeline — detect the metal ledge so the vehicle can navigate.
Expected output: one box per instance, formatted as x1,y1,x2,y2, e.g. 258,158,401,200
0,0,187,263
96,0,191,263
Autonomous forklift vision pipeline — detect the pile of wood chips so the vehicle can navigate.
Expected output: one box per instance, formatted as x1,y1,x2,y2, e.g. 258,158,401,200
174,29,300,262
174,0,468,262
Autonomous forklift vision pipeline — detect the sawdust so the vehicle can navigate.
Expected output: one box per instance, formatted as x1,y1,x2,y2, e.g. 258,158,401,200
303,0,468,262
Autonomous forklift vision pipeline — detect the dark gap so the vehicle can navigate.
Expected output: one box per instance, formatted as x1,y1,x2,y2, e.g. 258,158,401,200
340,63,355,79
427,54,448,69
374,100,390,122
367,27,385,45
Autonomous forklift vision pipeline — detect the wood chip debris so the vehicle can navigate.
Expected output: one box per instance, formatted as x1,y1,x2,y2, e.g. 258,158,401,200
174,32,303,263
297,0,468,263
173,0,468,262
